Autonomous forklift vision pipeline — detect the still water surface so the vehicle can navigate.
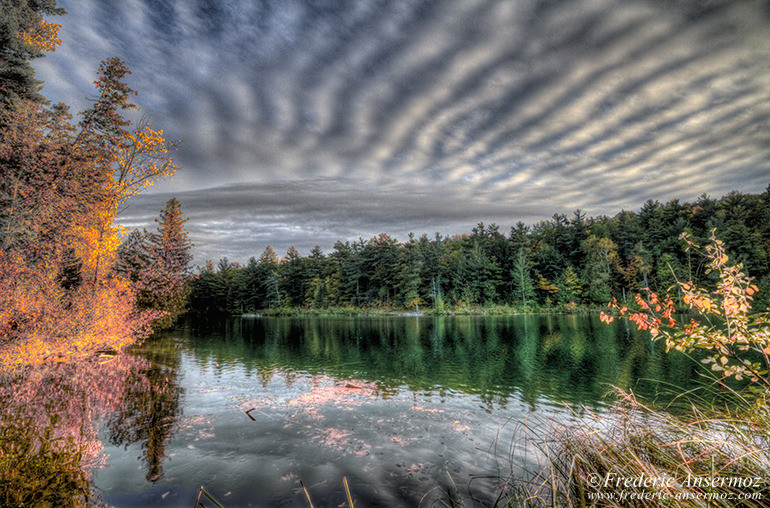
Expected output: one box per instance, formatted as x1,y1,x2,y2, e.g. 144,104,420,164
0,315,706,506
84,314,701,507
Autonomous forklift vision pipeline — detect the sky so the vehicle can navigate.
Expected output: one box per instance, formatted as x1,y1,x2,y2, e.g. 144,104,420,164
34,0,770,264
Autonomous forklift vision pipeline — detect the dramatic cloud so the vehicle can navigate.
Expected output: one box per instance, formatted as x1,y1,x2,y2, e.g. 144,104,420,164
35,0,770,262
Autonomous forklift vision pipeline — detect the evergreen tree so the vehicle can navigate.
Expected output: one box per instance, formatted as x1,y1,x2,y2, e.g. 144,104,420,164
510,248,535,305
259,246,281,309
150,198,192,274
235,257,260,313
557,266,582,304
279,246,306,307
118,198,192,327
398,256,423,309
367,233,400,305
214,258,240,312
452,241,500,305
336,240,364,305
189,260,226,315
0,0,65,107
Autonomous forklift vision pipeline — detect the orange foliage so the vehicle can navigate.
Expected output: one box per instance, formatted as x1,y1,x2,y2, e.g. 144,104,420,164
0,251,161,371
0,58,178,368
18,20,62,52
601,230,770,389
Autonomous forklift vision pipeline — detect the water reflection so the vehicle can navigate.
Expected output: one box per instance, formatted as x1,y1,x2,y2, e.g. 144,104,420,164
185,314,699,409
0,351,177,506
0,315,704,506
107,334,184,482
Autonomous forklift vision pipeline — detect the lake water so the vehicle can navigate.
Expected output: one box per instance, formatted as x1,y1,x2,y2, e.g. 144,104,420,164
1,315,702,507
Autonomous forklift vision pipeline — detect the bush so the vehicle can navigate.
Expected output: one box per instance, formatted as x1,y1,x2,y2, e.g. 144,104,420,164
0,251,159,370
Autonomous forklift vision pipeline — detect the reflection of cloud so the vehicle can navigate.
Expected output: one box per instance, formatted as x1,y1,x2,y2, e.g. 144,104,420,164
36,0,770,260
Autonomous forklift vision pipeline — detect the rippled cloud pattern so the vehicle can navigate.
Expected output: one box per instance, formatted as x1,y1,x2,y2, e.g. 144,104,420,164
35,0,770,261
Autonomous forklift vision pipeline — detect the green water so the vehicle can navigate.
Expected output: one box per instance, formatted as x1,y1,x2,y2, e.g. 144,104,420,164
183,314,697,407
1,315,704,507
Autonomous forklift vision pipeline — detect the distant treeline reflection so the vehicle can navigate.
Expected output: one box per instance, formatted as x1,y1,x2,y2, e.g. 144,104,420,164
184,315,702,409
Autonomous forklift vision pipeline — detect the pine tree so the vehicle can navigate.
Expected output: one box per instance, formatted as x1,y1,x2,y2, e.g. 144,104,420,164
150,198,192,276
259,246,282,309
118,198,192,328
511,247,535,305
557,265,582,304
0,0,65,107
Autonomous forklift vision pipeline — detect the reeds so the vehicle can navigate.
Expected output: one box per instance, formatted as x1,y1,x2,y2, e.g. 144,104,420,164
195,486,225,508
555,390,770,507
464,388,770,507
300,476,356,508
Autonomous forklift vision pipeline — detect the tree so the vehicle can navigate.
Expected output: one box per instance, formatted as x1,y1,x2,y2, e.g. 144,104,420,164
212,258,240,312
0,8,179,361
557,265,582,304
259,246,281,309
117,198,192,328
398,254,423,310
0,102,97,261
451,241,500,305
336,240,364,306
279,246,306,307
367,233,400,305
630,241,652,290
115,230,152,285
582,235,619,303
0,0,65,107
511,246,535,305
150,198,192,274
602,231,770,391
74,58,178,285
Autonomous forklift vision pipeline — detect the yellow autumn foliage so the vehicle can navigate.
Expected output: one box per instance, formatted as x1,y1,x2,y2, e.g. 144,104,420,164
18,20,62,53
0,58,178,370
115,121,178,201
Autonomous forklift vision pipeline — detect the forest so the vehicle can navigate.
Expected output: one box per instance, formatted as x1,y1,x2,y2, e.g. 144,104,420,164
0,2,190,367
189,188,770,315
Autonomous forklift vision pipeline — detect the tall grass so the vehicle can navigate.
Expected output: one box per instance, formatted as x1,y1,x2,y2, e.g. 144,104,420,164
451,389,770,507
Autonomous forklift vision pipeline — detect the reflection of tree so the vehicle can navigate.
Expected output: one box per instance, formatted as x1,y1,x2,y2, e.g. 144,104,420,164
397,318,425,376
516,315,540,408
188,315,704,411
107,334,183,482
0,355,144,506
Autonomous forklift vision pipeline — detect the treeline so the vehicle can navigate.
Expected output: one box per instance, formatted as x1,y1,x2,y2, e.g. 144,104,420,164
190,188,770,315
0,3,190,366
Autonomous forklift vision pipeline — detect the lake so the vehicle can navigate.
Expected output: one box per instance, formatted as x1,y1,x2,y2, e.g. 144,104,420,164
1,315,702,507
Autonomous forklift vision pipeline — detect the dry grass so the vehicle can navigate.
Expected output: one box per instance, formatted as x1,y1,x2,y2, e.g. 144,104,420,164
469,389,770,507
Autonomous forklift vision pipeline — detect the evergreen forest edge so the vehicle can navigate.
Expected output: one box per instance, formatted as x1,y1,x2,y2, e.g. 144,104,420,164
184,187,770,317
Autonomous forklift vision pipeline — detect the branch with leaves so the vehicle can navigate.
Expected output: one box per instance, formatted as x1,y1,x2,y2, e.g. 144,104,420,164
600,230,770,391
